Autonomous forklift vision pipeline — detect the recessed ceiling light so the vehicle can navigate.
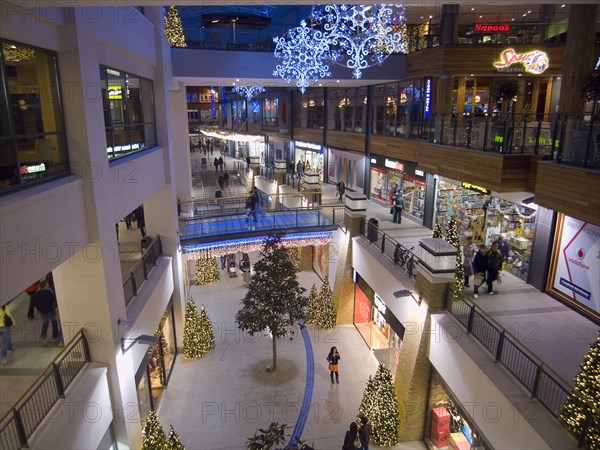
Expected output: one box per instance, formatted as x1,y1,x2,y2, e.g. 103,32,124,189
511,18,515,21
236,79,239,82
420,16,423,19
518,74,522,77
471,7,475,11
527,10,531,13
429,15,433,19
232,83,236,86
336,80,340,83
479,15,483,19
522,13,527,17
470,74,474,77
560,4,565,7
319,83,322,86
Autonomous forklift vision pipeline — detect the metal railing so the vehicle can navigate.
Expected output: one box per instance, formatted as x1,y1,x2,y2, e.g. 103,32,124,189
444,288,573,420
123,235,163,307
419,113,600,169
0,329,91,450
359,218,421,278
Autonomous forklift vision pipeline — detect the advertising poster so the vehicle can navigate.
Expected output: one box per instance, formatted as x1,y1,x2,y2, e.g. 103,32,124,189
550,215,600,315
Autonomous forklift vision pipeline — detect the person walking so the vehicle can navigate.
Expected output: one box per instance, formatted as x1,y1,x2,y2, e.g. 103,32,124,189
218,156,224,172
487,241,503,295
244,196,255,231
135,206,146,237
33,281,59,343
391,190,403,224
223,172,229,188
462,235,477,287
327,346,341,384
343,421,362,450
472,244,489,299
25,280,39,320
358,415,371,450
0,304,15,365
496,232,510,268
336,179,346,202
218,175,225,191
246,155,251,170
213,156,219,172
220,255,227,270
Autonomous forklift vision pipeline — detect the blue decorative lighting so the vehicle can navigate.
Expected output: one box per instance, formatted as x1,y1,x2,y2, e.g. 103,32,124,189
233,84,266,101
273,20,332,93
312,4,408,79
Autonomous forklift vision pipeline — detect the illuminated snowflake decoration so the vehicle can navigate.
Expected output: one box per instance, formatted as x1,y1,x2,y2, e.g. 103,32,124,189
233,84,266,101
312,4,408,79
273,20,332,93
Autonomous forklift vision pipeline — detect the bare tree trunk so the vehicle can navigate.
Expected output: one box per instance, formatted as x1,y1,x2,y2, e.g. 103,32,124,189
272,334,277,372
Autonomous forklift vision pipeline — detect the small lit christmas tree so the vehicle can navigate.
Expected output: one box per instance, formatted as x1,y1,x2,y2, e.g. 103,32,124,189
359,363,399,446
446,219,464,300
287,247,300,272
182,298,203,359
167,425,185,450
432,223,444,238
318,275,337,329
306,284,319,325
164,6,186,48
195,255,219,285
560,334,600,449
141,411,167,450
198,304,215,357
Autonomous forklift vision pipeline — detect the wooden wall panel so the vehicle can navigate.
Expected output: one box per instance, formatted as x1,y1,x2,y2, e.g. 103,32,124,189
406,44,565,79
368,135,533,192
327,130,365,152
535,163,600,226
293,128,323,145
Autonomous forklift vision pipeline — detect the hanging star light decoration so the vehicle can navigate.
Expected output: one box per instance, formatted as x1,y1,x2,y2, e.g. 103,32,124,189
312,4,408,79
233,84,266,101
273,20,332,93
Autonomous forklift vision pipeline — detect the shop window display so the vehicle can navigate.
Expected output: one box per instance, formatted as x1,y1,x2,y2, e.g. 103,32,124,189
427,371,489,450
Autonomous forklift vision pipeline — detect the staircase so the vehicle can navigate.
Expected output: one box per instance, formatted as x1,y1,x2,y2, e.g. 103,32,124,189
192,169,250,215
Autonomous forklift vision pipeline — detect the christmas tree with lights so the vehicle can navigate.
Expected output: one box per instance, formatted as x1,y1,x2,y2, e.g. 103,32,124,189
198,305,215,357
318,275,337,329
141,411,167,450
432,223,444,238
287,247,300,272
306,284,319,325
195,255,219,285
446,218,464,300
164,6,186,48
560,334,600,449
167,425,185,450
182,298,203,359
236,234,307,372
358,363,399,446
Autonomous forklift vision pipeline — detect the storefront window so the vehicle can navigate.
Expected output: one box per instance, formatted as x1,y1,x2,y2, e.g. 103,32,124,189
353,274,403,376
135,364,152,424
355,87,367,132
427,371,489,449
434,177,536,281
386,83,399,136
371,84,385,135
248,99,260,124
101,66,156,160
0,40,70,193
262,97,278,127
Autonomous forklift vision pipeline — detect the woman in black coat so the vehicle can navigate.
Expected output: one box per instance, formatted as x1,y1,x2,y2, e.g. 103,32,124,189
327,346,341,384
343,421,360,450
472,244,489,298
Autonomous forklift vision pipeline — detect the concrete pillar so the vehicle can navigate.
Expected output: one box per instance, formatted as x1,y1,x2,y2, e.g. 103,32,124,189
440,4,459,44
395,238,456,443
170,81,193,203
558,4,599,116
333,192,367,324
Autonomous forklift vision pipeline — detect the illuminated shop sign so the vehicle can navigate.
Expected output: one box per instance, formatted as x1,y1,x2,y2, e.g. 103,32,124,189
423,77,432,120
473,23,512,32
462,182,490,194
384,158,404,171
370,158,377,164
493,48,549,74
20,163,46,174
405,176,426,186
108,85,122,100
415,169,425,177
294,141,321,151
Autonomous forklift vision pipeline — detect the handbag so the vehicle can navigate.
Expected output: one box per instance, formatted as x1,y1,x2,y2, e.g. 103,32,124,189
473,274,484,286
3,313,13,327
390,207,394,214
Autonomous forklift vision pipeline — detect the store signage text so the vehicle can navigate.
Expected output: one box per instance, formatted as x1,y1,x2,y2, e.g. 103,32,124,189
374,294,386,315
415,169,425,177
20,163,46,174
294,140,321,151
405,176,426,186
370,158,377,164
385,158,404,171
493,48,549,74
462,182,490,194
423,77,432,120
474,23,511,32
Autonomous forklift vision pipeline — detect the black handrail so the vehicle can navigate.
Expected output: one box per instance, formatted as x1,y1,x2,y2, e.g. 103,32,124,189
444,289,575,422
123,235,163,306
0,329,91,449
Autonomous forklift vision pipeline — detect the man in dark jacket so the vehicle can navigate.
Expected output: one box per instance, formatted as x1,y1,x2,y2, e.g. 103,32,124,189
472,244,488,299
487,241,503,295
495,233,509,266
33,281,59,342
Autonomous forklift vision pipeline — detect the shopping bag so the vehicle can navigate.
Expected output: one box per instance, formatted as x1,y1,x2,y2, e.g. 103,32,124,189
474,274,484,286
